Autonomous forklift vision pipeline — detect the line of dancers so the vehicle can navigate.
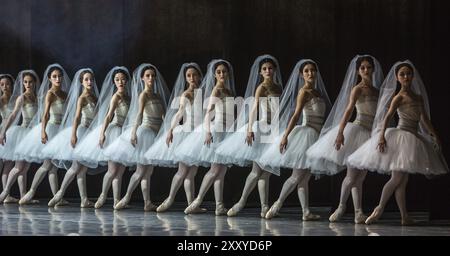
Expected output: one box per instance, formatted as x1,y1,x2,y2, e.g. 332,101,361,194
0,54,447,225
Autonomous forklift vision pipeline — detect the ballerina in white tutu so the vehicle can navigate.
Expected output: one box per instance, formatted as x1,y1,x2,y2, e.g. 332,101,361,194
215,54,283,218
15,64,72,205
0,74,17,203
110,64,170,211
75,67,133,209
178,59,236,215
259,59,331,220
44,69,99,208
0,71,40,203
305,55,384,223
145,63,205,213
347,61,449,225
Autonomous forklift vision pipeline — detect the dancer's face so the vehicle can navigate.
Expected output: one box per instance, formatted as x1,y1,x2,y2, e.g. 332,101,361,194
82,72,93,90
260,62,275,80
301,64,317,84
114,72,127,91
0,78,12,94
50,69,63,87
142,69,156,87
358,60,373,81
215,64,228,84
396,66,413,87
185,68,200,87
23,75,35,92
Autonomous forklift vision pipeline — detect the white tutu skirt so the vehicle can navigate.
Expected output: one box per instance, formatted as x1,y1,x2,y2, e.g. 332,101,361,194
73,124,122,169
41,125,89,169
0,125,31,161
257,125,320,176
215,121,273,167
306,123,371,175
347,128,449,176
103,126,158,166
14,123,60,163
174,124,233,167
144,125,191,168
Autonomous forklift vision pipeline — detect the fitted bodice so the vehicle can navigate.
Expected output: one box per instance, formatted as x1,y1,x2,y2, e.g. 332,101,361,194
142,97,164,129
48,98,65,125
302,97,326,132
21,102,38,127
397,102,422,134
213,95,235,131
111,100,130,127
260,92,281,123
80,101,96,127
353,94,378,130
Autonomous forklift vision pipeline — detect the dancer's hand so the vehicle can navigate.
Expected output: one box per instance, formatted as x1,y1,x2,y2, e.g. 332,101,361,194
99,134,105,148
377,136,386,153
41,131,48,144
166,129,173,147
204,132,213,146
71,135,77,148
279,136,288,153
131,132,138,147
334,132,344,150
245,131,254,146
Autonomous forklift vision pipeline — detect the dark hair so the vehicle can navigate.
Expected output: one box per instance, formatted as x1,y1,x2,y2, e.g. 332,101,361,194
47,66,63,79
22,71,37,82
300,61,317,73
355,56,375,84
184,64,201,77
112,68,129,81
0,74,14,85
140,66,156,78
79,70,94,83
213,61,229,72
259,58,277,71
395,63,414,76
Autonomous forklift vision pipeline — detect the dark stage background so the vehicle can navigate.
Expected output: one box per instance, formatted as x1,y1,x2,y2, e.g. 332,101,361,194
1,0,449,218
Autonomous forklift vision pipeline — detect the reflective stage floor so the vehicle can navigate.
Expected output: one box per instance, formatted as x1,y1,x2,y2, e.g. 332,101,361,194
1,201,449,236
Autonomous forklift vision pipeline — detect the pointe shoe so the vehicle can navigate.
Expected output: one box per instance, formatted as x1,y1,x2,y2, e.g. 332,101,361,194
365,206,383,225
184,198,202,214
329,205,346,222
156,198,173,212
0,191,8,203
354,210,368,224
190,207,207,214
265,200,282,219
95,194,107,209
227,203,244,217
144,201,157,212
3,195,19,204
260,205,269,218
48,192,63,207
55,199,69,207
302,212,321,221
80,198,94,208
18,190,35,205
114,198,129,210
401,217,417,226
215,203,228,216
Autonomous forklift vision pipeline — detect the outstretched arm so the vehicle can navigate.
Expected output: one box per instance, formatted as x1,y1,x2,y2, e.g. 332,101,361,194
131,92,147,147
99,94,119,148
279,89,307,153
377,95,402,153
0,96,24,144
334,86,361,150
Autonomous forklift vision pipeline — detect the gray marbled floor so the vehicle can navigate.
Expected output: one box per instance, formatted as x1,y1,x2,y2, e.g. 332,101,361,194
1,201,449,236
